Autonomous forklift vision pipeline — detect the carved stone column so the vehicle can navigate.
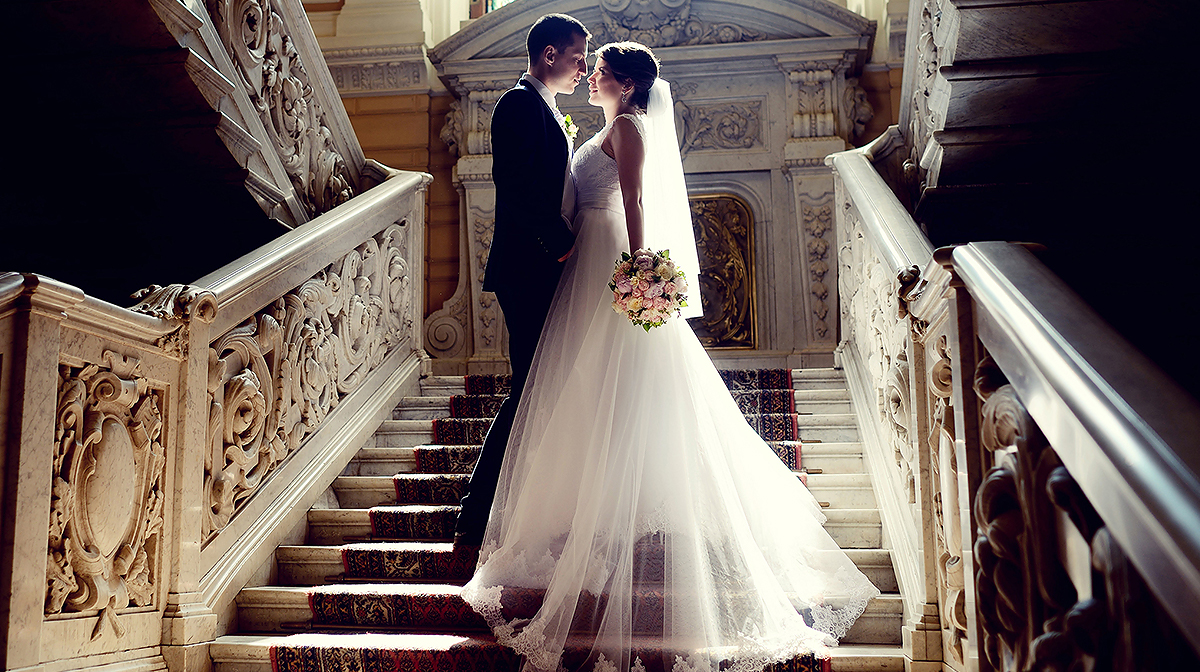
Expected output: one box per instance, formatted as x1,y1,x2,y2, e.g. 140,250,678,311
458,154,505,374
777,52,871,362
423,79,509,374
129,285,220,672
1,276,83,670
782,139,843,360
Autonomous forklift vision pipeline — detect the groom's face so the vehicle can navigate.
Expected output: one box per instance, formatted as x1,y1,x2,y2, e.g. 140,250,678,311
543,33,589,96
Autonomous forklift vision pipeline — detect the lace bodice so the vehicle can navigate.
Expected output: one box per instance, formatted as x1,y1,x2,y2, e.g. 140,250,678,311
571,113,645,212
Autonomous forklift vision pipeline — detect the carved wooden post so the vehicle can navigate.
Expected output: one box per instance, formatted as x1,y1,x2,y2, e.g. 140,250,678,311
937,247,989,672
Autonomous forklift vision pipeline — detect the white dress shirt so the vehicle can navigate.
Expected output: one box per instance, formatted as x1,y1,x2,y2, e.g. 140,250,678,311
520,73,576,227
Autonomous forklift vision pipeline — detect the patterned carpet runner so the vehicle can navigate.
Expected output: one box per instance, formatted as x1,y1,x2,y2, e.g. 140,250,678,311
271,368,827,672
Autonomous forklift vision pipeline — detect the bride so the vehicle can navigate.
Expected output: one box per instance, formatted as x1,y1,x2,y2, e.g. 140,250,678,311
461,42,879,672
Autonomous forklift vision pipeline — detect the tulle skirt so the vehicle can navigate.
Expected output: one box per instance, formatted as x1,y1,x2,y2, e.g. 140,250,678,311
461,204,879,672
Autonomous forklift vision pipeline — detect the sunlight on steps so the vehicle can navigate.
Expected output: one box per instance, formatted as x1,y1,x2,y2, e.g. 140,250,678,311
211,368,905,671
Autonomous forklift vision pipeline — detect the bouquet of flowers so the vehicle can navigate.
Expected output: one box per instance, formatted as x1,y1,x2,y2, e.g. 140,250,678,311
609,248,688,330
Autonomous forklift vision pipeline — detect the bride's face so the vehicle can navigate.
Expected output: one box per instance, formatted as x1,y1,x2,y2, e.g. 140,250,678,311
587,58,627,108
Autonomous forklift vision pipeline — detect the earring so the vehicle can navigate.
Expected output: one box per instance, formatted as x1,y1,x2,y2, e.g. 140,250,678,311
621,91,628,104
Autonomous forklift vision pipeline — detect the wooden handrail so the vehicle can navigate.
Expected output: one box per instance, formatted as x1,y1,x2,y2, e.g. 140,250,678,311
827,128,933,291
950,241,1200,650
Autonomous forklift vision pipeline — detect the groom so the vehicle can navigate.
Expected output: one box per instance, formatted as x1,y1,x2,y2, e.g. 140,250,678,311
454,13,591,546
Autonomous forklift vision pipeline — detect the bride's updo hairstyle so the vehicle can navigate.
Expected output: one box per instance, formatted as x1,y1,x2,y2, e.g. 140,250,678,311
596,42,659,110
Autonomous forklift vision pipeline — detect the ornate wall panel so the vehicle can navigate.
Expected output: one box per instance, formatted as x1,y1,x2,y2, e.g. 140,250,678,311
688,195,755,349
204,221,415,538
47,352,167,640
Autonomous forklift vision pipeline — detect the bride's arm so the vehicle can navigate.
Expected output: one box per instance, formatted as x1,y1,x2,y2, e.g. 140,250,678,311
609,116,646,252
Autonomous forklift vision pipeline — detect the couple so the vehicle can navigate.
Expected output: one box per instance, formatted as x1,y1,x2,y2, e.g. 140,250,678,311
455,14,879,672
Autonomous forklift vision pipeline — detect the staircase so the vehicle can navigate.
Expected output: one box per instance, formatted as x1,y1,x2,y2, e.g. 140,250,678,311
210,368,904,671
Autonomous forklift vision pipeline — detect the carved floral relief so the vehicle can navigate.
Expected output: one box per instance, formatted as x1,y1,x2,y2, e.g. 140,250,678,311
593,0,768,48
47,353,167,641
211,0,354,217
675,100,763,157
205,223,413,538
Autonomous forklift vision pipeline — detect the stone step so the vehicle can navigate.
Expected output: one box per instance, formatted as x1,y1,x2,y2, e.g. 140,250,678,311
347,440,867,479
791,368,848,391
418,375,466,397
821,509,883,549
392,396,451,420
342,447,416,476
235,584,900,645
799,442,866,475
371,419,435,448
332,474,469,508
797,421,861,444
804,473,877,508
794,400,853,415
211,634,904,672
276,527,885,587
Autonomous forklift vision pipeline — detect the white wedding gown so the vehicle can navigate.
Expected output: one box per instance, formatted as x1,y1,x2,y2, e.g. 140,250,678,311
461,114,879,672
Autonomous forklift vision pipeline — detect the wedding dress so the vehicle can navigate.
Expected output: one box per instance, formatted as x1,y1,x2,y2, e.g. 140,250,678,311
461,82,879,672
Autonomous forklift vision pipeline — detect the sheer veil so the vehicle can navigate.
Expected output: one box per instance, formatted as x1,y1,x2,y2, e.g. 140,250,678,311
640,79,703,319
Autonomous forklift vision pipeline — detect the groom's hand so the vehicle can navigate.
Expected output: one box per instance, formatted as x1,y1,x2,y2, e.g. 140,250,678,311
558,245,576,262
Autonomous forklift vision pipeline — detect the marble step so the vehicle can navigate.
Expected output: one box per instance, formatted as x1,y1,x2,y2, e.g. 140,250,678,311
796,414,860,443
799,442,866,475
331,464,841,510
347,441,869,479
279,513,883,586
803,473,877,508
364,419,434,449
392,396,451,420
341,447,417,476
332,474,469,508
211,634,903,672
393,388,853,421
307,502,884,549
790,369,848,391
235,584,900,645
418,375,466,397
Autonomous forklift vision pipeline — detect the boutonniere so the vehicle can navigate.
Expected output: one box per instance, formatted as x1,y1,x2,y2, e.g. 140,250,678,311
562,113,579,140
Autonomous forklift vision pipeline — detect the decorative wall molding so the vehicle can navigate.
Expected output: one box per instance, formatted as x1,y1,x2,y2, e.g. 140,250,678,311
592,0,769,48
323,44,428,96
204,221,414,539
676,99,763,157
48,354,167,641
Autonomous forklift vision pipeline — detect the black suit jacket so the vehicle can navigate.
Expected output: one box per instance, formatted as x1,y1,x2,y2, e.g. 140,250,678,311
483,81,576,293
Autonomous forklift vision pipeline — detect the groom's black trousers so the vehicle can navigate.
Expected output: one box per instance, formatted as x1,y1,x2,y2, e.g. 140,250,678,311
455,276,561,544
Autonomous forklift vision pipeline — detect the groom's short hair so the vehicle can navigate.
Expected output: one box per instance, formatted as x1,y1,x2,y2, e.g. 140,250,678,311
527,14,590,62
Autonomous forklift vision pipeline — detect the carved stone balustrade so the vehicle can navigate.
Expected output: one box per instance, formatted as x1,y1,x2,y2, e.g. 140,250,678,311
830,125,1200,671
0,165,430,671
149,0,368,226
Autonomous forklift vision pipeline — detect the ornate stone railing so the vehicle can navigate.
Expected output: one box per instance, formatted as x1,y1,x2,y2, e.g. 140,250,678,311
0,168,430,671
149,0,367,226
829,131,1200,671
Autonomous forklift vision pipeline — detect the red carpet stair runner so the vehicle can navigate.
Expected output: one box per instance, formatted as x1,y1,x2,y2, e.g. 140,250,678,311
215,368,903,672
